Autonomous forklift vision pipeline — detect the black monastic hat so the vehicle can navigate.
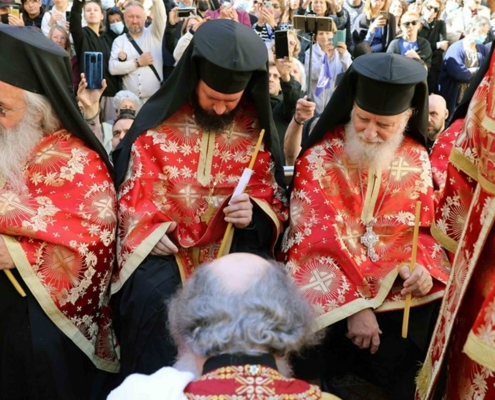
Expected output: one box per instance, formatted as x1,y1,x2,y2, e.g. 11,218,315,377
0,26,113,175
113,19,286,189
302,53,429,152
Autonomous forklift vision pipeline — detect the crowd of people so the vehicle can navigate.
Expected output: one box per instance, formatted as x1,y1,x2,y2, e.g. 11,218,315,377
0,0,495,399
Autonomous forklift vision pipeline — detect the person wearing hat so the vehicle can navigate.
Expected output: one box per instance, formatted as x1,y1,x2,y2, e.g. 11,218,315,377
111,19,287,380
282,53,451,398
0,26,119,399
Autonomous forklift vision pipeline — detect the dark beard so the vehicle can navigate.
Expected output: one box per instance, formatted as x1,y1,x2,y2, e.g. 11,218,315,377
190,92,240,133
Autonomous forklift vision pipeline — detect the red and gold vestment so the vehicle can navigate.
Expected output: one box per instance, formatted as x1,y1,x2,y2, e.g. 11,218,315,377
184,364,338,399
114,103,287,291
416,50,495,400
282,127,450,331
0,129,119,372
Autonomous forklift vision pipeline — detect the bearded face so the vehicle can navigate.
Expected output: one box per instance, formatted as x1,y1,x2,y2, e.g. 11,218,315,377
344,105,410,171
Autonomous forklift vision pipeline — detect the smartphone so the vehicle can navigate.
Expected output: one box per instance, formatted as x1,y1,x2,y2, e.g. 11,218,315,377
176,7,195,18
274,30,289,59
65,10,71,19
264,0,272,8
332,29,346,46
10,5,20,18
84,52,103,90
379,10,388,19
292,15,306,30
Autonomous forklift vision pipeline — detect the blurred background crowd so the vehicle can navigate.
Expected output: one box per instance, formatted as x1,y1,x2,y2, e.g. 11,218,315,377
0,0,492,161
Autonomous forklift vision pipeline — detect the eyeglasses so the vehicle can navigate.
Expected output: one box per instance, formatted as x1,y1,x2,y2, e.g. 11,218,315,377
426,5,439,12
402,20,419,27
0,105,25,118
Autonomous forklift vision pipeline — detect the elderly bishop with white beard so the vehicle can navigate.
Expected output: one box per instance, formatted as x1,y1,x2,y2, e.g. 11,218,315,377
282,54,451,399
0,26,119,400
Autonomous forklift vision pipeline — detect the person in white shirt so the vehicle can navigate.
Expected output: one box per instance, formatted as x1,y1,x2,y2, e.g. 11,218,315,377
109,0,166,102
41,0,71,37
445,0,490,43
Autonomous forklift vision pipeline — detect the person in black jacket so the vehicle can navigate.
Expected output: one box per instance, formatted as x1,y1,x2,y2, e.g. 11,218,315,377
70,0,122,121
419,0,448,93
353,0,396,52
387,11,432,69
268,60,302,163
22,0,45,28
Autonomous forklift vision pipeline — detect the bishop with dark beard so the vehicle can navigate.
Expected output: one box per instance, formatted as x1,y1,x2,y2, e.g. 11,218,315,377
111,19,288,380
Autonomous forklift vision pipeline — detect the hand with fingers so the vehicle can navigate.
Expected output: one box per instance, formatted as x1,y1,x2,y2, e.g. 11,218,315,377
399,264,433,297
346,308,382,354
223,193,253,229
150,222,179,256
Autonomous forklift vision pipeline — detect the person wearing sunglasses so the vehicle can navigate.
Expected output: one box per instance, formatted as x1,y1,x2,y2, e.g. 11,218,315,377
387,11,431,70
418,0,446,93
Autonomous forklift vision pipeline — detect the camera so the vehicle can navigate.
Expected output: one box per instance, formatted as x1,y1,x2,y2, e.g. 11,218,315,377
176,7,196,18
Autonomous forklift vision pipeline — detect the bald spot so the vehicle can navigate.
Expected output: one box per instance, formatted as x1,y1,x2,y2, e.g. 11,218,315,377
207,253,271,293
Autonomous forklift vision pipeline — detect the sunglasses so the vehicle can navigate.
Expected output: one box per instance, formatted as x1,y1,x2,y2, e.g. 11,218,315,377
402,20,419,27
426,5,439,12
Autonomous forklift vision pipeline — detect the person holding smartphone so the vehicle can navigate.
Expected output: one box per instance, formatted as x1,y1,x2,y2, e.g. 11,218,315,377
353,0,397,52
0,1,20,25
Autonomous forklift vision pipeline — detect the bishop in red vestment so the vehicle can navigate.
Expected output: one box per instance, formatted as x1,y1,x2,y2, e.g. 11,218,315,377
111,20,288,379
0,26,119,399
283,54,451,398
416,42,495,400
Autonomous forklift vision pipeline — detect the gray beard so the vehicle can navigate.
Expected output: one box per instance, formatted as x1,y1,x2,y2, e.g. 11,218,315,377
173,351,293,379
344,120,405,171
0,114,44,193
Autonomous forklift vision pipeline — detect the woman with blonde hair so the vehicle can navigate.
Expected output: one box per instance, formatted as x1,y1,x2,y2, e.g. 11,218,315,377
352,0,396,52
48,25,79,92
387,11,432,69
388,0,407,33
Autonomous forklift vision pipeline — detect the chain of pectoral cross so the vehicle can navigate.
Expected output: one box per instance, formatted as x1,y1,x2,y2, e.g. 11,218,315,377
357,164,393,262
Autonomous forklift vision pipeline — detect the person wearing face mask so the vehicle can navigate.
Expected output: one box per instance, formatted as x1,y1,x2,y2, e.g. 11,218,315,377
445,0,490,44
439,16,490,115
70,0,122,121
106,5,126,37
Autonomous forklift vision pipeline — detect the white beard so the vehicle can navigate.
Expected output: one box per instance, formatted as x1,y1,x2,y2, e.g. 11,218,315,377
173,351,293,379
0,113,44,194
344,119,406,171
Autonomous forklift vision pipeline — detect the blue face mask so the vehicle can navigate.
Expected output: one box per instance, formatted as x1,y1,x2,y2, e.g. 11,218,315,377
110,21,125,35
474,34,487,45
234,0,250,11
178,2,188,7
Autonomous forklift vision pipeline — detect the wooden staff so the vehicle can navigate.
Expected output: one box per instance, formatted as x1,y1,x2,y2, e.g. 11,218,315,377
402,201,422,338
217,129,265,258
4,270,26,297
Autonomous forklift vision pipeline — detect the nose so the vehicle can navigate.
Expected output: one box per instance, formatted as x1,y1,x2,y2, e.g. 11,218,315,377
362,124,378,141
212,103,227,115
119,132,126,140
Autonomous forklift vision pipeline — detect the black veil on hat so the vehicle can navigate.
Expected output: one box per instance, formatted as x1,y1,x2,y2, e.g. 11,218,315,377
302,53,429,153
112,19,286,188
0,26,113,175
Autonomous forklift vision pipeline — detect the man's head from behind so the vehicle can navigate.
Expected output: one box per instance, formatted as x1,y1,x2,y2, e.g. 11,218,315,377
428,94,448,141
168,253,316,378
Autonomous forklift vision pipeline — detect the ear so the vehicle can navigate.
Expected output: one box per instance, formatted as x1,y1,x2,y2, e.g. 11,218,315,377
444,108,449,121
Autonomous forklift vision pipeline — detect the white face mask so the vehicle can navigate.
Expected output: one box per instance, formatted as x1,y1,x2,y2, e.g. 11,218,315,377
102,0,115,9
110,21,124,34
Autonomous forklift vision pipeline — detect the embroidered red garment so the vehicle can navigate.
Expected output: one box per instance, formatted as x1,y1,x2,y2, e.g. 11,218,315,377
115,103,287,291
184,364,327,399
0,130,119,372
416,49,495,400
282,127,450,331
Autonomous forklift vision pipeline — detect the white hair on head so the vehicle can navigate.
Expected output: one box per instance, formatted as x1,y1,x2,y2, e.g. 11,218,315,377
112,90,143,112
23,91,62,135
344,106,411,170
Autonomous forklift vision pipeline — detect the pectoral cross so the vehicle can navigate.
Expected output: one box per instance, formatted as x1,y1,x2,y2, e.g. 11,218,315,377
360,223,379,262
